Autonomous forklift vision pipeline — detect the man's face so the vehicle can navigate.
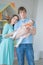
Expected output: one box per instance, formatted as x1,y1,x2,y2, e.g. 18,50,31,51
19,10,27,19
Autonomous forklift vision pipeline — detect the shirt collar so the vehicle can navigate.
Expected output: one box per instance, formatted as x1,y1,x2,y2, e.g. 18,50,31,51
20,18,26,22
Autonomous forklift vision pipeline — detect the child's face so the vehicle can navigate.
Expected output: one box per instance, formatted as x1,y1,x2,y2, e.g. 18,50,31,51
11,16,18,24
19,10,27,19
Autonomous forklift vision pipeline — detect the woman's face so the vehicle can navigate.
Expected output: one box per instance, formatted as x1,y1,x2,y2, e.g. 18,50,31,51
11,16,18,24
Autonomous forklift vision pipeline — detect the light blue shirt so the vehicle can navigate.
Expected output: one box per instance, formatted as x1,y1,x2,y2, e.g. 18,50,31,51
14,18,36,44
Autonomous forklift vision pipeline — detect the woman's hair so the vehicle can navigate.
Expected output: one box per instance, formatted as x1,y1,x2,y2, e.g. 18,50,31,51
6,14,19,23
18,7,27,14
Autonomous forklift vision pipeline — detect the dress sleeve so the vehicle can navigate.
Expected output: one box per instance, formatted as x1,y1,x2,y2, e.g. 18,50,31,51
2,23,9,38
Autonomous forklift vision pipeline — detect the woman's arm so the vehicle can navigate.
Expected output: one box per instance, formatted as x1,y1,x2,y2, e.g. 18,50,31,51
2,23,16,38
4,31,14,38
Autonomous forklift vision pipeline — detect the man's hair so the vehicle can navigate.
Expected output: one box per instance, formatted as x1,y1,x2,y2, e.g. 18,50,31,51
18,7,27,14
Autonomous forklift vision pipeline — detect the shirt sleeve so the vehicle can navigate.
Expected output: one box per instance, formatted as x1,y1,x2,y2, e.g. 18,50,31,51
2,23,9,38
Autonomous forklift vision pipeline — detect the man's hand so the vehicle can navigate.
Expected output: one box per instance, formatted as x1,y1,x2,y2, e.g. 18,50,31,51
30,27,36,35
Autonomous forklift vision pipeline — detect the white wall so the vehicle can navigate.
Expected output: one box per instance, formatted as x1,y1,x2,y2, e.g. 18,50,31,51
32,0,38,20
13,0,34,18
33,0,43,60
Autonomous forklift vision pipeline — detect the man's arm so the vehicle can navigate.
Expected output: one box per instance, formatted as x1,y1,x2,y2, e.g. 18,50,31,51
30,27,36,35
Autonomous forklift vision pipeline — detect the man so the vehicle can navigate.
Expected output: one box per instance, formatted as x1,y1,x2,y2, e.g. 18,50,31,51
14,7,36,65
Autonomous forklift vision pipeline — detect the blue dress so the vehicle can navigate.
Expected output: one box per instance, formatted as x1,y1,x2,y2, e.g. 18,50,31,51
0,23,14,65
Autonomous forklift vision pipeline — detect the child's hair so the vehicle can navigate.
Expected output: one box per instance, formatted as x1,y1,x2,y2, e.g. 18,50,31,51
18,7,27,14
6,14,19,23
25,19,35,27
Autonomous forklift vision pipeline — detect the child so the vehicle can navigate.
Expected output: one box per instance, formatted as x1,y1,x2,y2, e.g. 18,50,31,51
10,19,34,47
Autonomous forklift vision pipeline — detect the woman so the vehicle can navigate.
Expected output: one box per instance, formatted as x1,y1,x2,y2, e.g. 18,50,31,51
0,15,19,65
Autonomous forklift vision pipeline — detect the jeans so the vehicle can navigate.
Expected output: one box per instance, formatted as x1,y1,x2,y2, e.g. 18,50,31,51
16,44,35,65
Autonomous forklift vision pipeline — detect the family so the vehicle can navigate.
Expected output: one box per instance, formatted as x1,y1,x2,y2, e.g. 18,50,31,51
0,6,36,65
